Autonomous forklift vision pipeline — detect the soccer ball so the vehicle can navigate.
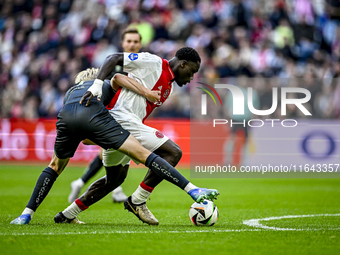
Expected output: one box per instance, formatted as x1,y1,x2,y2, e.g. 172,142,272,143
189,200,219,226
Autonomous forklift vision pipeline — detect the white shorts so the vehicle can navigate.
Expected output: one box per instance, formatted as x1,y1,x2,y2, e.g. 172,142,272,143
102,119,169,167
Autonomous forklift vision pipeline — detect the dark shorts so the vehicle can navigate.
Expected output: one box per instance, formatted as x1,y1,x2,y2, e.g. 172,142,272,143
54,101,130,159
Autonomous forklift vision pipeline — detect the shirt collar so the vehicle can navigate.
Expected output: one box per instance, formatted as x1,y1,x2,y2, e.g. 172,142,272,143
164,59,175,82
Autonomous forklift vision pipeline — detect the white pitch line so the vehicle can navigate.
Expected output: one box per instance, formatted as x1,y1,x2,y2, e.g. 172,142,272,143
0,229,261,236
243,213,340,231
3,214,340,236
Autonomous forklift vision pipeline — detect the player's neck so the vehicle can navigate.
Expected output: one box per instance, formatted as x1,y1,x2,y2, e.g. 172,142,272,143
168,57,178,74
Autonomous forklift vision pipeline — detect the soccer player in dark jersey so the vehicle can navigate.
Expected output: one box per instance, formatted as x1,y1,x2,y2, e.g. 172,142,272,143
10,66,220,225
68,27,143,203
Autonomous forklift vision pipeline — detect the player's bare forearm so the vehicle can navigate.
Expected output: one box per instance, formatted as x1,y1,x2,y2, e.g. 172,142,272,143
111,74,161,103
111,74,148,96
96,53,124,81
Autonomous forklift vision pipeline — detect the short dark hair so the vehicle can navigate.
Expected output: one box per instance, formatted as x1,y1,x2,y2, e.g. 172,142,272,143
121,27,142,41
175,47,201,64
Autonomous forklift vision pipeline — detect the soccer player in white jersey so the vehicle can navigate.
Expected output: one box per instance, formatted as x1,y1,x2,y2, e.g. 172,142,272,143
58,47,204,225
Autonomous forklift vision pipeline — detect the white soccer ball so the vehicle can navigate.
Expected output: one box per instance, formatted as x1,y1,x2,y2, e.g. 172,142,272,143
189,200,219,226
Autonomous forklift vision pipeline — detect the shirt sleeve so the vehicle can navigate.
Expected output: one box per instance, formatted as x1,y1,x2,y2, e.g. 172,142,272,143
123,52,162,77
101,79,116,106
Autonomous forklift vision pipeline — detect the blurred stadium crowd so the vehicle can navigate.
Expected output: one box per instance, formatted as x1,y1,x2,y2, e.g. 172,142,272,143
0,0,340,119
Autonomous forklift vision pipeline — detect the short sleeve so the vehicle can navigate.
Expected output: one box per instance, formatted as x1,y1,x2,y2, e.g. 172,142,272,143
101,80,116,106
123,52,162,74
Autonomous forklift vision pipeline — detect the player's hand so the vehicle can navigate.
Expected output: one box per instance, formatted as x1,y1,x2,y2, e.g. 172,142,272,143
79,79,103,106
146,90,161,103
79,91,94,106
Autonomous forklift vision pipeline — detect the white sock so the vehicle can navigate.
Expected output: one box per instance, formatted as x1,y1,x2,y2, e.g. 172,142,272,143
184,182,197,193
112,186,123,194
74,178,85,188
131,185,151,204
22,208,34,217
63,202,83,219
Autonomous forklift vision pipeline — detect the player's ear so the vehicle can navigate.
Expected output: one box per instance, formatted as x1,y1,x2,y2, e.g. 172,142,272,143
180,60,188,69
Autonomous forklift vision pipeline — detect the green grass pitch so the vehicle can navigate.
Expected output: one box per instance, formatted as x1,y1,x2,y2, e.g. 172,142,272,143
0,165,339,255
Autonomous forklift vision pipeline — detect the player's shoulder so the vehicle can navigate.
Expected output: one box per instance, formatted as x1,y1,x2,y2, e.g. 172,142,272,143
127,52,162,63
76,79,111,86
137,52,160,58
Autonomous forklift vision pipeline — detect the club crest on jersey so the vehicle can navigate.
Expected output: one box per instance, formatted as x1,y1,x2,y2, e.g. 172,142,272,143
155,130,164,138
128,53,138,61
163,89,170,99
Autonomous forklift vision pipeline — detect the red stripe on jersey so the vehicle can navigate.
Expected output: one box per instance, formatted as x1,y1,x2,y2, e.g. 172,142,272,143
106,87,122,110
142,59,174,123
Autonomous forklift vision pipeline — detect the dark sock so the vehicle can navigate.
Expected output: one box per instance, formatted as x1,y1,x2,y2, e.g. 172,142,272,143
26,167,59,211
145,153,189,189
81,155,103,183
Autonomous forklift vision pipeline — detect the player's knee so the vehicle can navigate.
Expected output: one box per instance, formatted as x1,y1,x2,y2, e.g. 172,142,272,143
106,175,126,191
47,164,59,174
168,144,182,166
48,153,68,175
174,146,182,164
105,165,128,190
116,165,128,186
105,177,118,192
116,170,127,186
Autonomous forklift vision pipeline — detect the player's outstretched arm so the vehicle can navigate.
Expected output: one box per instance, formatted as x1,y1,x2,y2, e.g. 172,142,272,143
80,53,124,106
111,74,161,103
96,53,124,80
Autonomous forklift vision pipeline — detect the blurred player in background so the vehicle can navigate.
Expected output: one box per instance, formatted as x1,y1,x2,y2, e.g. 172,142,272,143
223,74,259,167
68,28,142,203
58,47,203,225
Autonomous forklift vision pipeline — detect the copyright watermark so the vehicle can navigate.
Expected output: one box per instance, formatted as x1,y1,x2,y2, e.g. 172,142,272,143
194,164,340,175
190,78,340,179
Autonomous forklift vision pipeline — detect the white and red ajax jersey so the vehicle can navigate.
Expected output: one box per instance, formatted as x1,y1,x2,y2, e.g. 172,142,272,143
106,52,175,123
